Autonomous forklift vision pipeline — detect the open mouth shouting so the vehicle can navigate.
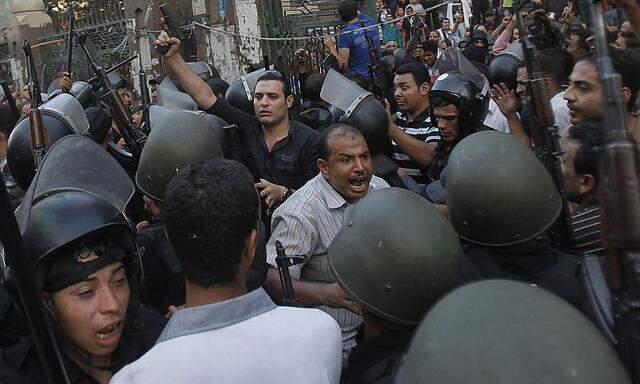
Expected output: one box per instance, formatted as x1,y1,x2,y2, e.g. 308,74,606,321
348,175,369,193
95,321,123,348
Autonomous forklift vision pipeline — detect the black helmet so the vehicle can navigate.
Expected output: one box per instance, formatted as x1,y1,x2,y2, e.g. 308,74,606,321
225,68,269,115
136,111,224,202
15,134,137,292
472,29,488,46
488,54,522,90
321,69,390,155
488,43,524,90
302,73,325,101
7,94,90,190
395,280,631,384
393,48,406,60
429,71,489,135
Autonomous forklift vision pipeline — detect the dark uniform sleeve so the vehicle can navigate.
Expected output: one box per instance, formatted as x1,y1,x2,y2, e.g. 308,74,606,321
206,97,257,143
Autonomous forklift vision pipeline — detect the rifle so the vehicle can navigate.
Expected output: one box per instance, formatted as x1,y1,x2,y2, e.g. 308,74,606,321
360,20,384,101
514,0,572,248
66,5,75,78
153,4,185,55
274,240,306,307
0,180,71,384
22,42,48,170
76,33,146,162
589,0,640,380
1,81,19,118
139,71,152,135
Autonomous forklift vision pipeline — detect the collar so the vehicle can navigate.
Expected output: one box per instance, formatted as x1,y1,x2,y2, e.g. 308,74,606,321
156,288,277,344
397,106,430,124
318,174,349,210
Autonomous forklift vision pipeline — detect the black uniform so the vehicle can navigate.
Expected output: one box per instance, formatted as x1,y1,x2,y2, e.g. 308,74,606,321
0,306,164,384
461,243,585,312
347,329,414,384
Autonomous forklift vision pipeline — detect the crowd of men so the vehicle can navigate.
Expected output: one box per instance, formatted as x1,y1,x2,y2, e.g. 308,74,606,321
0,0,639,382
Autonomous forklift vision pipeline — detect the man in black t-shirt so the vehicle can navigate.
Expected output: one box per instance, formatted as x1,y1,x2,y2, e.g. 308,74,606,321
155,32,319,211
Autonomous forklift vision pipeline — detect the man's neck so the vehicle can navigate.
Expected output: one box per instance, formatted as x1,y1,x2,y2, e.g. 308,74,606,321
406,101,430,121
262,117,291,142
185,277,247,308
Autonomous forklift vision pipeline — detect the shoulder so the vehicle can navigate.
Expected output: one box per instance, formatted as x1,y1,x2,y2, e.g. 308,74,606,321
370,175,391,189
268,307,342,340
292,121,320,141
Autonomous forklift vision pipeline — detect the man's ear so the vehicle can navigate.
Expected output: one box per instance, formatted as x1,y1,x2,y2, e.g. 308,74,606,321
286,94,294,109
242,229,259,268
622,87,632,105
579,173,597,196
420,82,431,96
317,158,329,176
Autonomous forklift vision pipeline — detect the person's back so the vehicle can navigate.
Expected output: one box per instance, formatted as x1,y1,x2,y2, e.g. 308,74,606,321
111,159,342,384
339,1,381,78
112,290,342,383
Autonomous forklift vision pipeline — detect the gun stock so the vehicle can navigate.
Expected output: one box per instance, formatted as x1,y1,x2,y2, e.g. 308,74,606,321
77,33,145,162
274,240,305,307
514,1,572,248
139,71,151,135
22,41,48,169
589,0,640,380
0,181,70,384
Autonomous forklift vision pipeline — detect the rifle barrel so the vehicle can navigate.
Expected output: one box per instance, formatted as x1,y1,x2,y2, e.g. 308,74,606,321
0,181,71,384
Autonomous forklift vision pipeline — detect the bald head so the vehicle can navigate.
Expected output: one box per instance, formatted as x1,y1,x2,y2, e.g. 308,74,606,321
317,123,365,161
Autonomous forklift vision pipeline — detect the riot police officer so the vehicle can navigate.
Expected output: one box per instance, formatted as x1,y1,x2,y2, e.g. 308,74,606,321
135,111,268,314
447,131,585,311
0,135,163,383
328,188,462,383
395,280,631,383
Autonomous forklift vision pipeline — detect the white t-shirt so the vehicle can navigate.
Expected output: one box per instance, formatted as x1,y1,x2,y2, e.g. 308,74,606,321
111,289,342,384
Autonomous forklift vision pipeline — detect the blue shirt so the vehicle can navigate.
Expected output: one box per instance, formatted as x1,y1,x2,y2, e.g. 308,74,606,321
338,13,381,78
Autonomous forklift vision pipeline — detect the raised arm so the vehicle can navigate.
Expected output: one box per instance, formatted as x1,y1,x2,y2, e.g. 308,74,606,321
154,31,217,110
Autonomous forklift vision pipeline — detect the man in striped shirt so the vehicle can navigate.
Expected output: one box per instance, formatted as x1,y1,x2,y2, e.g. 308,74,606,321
386,62,441,185
561,122,606,256
265,124,390,358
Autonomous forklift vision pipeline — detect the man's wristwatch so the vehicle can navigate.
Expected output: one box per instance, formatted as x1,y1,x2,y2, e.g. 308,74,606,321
281,187,293,201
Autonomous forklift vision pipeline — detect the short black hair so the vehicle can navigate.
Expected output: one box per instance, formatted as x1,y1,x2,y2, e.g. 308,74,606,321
541,47,574,85
538,52,567,86
581,48,640,112
338,0,358,22
420,41,438,56
567,122,606,184
303,73,325,101
396,62,430,86
164,159,259,288
317,123,365,161
256,70,292,97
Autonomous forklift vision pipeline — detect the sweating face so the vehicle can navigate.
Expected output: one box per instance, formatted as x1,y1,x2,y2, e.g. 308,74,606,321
319,133,372,203
564,61,603,125
51,261,129,361
254,80,292,127
433,104,460,142
394,73,429,114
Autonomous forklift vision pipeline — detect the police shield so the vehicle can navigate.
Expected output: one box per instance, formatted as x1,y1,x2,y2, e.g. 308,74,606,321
156,86,198,111
15,134,135,230
320,69,389,154
435,47,489,97
7,93,91,190
225,66,273,115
